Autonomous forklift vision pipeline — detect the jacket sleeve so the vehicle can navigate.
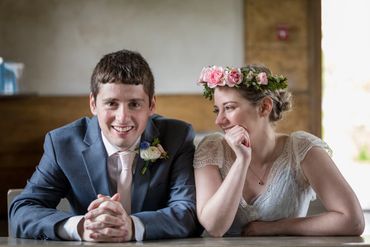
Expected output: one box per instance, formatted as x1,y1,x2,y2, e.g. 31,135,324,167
132,124,203,239
8,132,74,240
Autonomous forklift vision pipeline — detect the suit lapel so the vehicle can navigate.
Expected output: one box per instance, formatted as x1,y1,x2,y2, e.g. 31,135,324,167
131,116,159,213
81,117,112,197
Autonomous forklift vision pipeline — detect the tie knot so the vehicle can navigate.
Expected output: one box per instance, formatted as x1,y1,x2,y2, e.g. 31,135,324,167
118,151,135,170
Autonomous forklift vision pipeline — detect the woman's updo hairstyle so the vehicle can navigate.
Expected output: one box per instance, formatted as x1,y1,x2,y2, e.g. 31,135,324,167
237,64,292,122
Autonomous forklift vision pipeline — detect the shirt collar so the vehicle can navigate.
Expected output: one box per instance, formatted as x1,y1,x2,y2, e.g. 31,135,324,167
101,131,140,157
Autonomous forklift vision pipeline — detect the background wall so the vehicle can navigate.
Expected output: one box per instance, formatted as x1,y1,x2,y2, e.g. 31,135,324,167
0,0,322,237
245,0,321,136
0,0,244,95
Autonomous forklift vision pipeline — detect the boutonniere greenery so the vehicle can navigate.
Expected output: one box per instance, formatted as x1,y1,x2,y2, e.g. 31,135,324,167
139,137,168,175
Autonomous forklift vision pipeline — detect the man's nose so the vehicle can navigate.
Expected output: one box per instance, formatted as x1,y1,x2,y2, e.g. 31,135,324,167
117,105,130,121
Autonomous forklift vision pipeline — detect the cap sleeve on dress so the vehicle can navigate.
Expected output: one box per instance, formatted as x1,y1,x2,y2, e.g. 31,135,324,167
292,131,333,164
193,133,225,169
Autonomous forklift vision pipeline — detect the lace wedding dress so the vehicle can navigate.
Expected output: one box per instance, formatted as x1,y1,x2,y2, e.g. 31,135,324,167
194,131,332,235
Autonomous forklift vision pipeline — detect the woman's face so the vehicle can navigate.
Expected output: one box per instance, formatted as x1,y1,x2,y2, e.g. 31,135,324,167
213,87,262,135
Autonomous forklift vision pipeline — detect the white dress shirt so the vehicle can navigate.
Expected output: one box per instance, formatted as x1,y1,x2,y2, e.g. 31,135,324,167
57,132,145,241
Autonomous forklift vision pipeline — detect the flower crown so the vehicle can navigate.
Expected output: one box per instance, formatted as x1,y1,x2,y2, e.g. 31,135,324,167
198,65,288,100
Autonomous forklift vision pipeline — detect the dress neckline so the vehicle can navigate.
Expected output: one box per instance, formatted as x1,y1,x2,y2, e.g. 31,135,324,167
240,134,290,207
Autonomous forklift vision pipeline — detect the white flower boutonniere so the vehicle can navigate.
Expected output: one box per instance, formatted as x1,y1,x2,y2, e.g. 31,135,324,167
139,138,168,175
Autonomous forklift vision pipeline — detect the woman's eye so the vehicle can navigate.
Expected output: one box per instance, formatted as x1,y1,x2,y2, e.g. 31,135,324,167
225,105,235,111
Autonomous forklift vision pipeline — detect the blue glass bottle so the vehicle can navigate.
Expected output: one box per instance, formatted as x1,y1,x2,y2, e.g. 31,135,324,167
0,57,4,93
3,64,17,94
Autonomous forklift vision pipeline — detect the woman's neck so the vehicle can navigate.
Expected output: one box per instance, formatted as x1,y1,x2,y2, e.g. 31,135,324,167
251,128,280,168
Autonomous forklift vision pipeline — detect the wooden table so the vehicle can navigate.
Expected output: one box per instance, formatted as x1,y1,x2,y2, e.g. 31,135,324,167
1,236,370,247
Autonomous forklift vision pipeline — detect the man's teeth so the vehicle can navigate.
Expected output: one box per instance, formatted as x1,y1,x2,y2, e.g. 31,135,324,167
115,126,133,132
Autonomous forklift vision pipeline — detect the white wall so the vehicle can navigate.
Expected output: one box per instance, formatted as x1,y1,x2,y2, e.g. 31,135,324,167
0,0,244,95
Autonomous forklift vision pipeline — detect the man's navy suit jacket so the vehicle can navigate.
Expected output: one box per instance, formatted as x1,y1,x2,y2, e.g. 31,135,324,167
9,114,201,240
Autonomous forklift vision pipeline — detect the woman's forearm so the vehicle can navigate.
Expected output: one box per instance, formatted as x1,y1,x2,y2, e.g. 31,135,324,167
198,159,248,237
243,211,364,236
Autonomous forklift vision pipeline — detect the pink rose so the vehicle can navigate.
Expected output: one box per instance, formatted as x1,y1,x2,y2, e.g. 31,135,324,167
256,72,268,85
156,143,166,156
206,66,225,88
225,68,243,87
198,67,208,84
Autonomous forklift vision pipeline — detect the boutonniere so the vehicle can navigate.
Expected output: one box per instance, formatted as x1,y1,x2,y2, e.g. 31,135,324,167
139,137,168,175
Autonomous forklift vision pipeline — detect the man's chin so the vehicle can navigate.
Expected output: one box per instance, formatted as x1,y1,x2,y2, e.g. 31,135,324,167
115,138,138,150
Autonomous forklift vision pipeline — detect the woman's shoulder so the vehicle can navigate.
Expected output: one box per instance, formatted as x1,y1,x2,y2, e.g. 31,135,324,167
289,131,327,146
196,132,224,146
289,130,333,160
194,132,226,169
290,130,320,140
195,132,225,154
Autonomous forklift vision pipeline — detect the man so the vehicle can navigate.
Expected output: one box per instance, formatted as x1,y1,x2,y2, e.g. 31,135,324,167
9,49,201,241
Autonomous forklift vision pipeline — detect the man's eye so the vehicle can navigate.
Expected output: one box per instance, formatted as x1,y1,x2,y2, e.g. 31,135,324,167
213,109,219,114
106,101,117,107
129,102,141,109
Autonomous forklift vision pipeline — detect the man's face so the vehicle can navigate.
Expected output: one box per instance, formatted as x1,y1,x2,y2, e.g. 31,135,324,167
90,83,155,151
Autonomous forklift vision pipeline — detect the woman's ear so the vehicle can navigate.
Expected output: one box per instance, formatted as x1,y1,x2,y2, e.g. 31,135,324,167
259,97,273,117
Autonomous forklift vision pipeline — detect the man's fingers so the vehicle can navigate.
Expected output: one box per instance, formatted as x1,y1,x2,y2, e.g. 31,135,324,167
87,226,131,242
87,194,122,213
111,193,120,201
88,201,125,219
88,196,112,211
85,215,125,230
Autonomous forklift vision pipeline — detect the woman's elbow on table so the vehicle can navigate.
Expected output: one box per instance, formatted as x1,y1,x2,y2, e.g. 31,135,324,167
340,209,365,236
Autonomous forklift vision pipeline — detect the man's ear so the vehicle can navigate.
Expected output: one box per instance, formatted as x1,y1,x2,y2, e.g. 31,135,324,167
259,97,273,117
149,96,156,115
89,93,97,116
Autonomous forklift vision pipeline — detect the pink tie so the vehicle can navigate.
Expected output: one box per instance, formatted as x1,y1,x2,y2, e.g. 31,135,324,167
117,151,135,214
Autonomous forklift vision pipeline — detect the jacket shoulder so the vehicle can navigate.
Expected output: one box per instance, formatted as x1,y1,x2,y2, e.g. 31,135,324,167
151,114,193,130
48,117,93,140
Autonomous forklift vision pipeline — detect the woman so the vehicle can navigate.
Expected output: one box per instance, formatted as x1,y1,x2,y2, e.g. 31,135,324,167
193,64,364,237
